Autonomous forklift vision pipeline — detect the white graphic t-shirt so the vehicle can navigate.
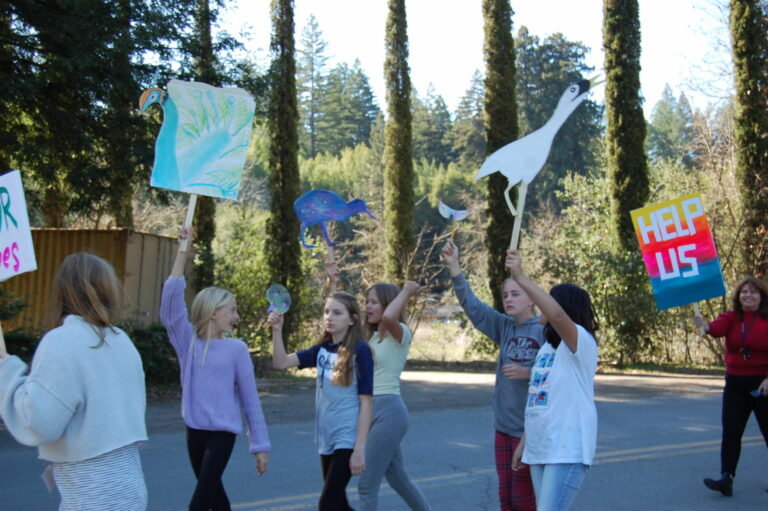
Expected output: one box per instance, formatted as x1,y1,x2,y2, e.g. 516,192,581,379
523,324,598,466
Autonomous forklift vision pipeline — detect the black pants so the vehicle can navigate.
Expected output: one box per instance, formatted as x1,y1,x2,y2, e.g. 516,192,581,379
720,373,768,476
186,427,236,511
319,449,355,511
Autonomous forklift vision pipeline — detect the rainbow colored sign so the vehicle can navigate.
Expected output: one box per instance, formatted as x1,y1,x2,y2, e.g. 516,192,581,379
630,193,725,310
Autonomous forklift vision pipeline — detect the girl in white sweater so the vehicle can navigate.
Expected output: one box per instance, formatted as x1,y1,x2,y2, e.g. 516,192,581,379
0,252,148,511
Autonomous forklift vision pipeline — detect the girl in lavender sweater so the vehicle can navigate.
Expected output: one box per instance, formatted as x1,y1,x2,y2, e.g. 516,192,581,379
160,228,270,511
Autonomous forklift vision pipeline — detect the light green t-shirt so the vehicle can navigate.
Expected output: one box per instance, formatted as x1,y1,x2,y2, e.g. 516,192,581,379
369,323,412,395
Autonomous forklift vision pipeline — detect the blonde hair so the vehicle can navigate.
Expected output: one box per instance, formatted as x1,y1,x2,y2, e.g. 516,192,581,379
46,252,123,347
318,292,364,386
189,286,235,363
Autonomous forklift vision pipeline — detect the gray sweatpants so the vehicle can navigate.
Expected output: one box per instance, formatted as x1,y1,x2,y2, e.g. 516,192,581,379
357,394,431,511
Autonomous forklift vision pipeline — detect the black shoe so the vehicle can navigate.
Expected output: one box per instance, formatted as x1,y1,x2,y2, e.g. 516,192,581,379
703,472,733,496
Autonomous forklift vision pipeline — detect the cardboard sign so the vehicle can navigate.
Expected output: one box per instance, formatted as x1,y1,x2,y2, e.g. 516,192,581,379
631,193,725,310
0,170,36,282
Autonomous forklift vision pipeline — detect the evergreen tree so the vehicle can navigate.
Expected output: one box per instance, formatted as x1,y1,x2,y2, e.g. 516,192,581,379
296,15,329,157
266,0,302,343
383,0,415,281
446,70,486,168
315,61,379,155
412,85,453,165
190,0,219,290
729,0,768,277
603,0,652,363
482,0,518,311
647,85,696,167
603,0,649,249
515,27,603,214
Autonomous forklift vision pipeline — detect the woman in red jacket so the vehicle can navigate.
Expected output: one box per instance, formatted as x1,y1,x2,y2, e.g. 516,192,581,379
694,276,768,497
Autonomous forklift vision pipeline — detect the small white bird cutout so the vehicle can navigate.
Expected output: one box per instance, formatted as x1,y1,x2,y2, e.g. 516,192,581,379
438,200,470,239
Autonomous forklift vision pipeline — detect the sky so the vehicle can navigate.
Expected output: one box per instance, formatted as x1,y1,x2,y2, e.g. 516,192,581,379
219,0,733,118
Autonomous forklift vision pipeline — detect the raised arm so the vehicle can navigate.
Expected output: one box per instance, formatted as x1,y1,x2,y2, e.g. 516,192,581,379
170,227,191,278
325,260,340,295
380,281,421,343
505,250,578,353
441,239,462,277
267,312,299,369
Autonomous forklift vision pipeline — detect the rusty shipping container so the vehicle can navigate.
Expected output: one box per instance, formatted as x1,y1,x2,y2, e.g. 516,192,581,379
1,229,194,332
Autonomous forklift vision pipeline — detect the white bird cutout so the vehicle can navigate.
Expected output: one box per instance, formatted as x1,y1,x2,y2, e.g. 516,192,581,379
475,76,602,249
475,77,601,216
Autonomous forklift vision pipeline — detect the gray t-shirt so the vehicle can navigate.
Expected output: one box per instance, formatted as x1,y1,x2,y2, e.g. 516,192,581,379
452,273,544,437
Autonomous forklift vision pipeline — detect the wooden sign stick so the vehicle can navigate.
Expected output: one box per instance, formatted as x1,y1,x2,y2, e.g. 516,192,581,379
509,182,528,251
693,302,706,334
0,321,6,357
180,194,198,252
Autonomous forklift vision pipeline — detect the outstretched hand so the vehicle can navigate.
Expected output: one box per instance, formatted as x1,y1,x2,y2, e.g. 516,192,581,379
441,240,461,276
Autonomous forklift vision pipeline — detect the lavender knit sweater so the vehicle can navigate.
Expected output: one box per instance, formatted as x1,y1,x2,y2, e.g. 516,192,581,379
160,276,270,453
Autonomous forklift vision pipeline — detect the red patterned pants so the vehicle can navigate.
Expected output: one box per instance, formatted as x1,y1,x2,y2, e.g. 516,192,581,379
495,430,535,511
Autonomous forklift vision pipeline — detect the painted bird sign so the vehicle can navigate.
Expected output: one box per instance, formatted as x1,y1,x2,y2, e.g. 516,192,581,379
139,80,255,200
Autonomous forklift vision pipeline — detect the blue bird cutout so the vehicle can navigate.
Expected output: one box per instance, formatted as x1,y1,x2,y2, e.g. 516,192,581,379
293,190,376,248
139,80,255,200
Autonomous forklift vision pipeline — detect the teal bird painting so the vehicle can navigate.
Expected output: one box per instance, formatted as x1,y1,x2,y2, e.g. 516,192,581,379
139,80,255,200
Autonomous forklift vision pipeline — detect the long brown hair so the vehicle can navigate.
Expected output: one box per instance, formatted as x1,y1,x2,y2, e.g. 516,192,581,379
318,292,364,386
365,283,405,340
731,277,768,319
46,253,123,346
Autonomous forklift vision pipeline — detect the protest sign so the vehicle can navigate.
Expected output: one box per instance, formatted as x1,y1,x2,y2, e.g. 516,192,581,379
630,193,725,310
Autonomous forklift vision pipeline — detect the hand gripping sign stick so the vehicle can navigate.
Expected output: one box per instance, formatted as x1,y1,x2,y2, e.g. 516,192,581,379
180,194,197,252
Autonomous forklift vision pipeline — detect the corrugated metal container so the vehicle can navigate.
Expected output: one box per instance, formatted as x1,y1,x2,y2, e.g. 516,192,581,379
1,229,194,332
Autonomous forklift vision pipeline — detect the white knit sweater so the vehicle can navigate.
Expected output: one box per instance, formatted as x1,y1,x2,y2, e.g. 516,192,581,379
0,315,147,462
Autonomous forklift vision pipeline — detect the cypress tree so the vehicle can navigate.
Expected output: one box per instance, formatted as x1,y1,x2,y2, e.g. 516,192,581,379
190,0,218,289
383,0,415,281
603,0,652,364
603,0,649,249
266,0,302,343
730,0,768,278
482,0,518,311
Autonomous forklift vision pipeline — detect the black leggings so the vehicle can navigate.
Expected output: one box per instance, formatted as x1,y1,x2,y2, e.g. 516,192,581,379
186,427,236,511
319,449,355,511
720,373,768,476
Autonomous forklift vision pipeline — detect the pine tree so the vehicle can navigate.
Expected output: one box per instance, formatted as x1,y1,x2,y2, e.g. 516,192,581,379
447,70,486,168
482,0,518,310
383,0,415,281
730,0,768,277
647,85,696,167
266,0,302,343
296,15,329,158
412,85,453,165
603,0,649,249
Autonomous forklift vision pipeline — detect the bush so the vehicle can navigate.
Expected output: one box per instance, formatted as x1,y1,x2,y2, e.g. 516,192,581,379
124,322,180,388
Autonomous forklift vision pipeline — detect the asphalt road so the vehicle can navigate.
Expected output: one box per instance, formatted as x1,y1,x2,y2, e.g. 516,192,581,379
2,370,767,510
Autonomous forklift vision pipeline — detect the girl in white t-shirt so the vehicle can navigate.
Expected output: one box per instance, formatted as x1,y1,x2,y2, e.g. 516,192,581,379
506,250,599,511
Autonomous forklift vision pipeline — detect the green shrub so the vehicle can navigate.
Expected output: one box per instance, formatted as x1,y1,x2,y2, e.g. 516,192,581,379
123,322,180,388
